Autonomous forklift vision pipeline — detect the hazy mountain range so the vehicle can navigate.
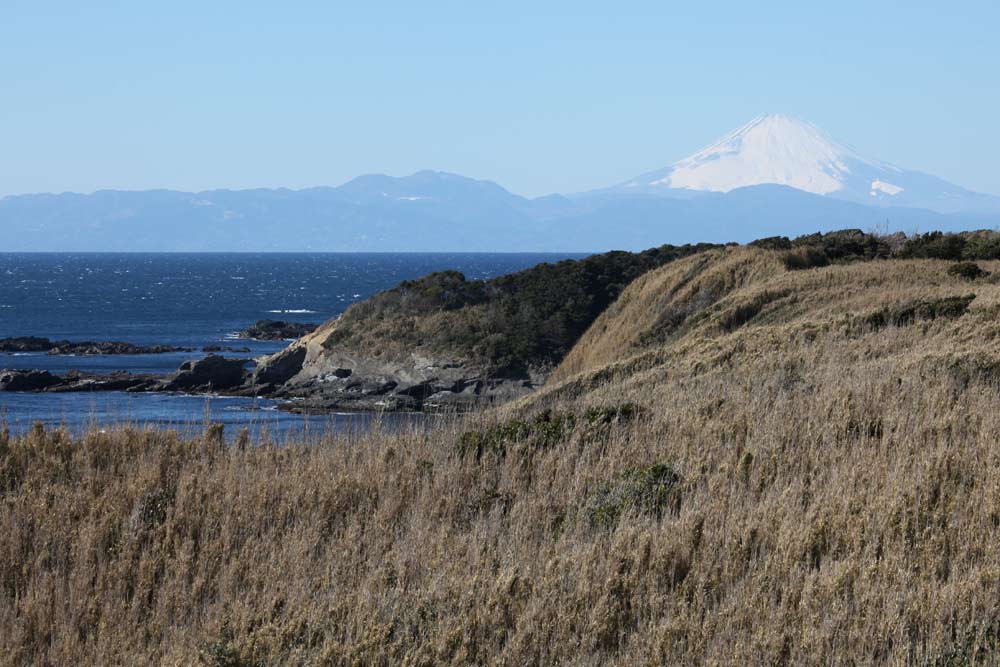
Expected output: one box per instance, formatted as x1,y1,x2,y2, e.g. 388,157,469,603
3,114,999,252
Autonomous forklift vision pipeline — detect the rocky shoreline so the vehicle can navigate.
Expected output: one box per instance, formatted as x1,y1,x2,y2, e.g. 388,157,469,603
0,318,536,413
0,360,525,414
0,348,533,414
245,335,543,413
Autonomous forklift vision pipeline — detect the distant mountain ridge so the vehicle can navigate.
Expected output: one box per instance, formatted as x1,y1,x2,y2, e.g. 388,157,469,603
3,116,999,251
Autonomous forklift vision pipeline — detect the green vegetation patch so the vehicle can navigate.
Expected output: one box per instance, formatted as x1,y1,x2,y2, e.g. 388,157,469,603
457,403,642,462
456,410,577,461
583,402,642,425
898,231,1000,261
947,262,989,281
584,463,681,529
783,247,831,271
861,294,975,331
779,229,893,270
760,229,1000,271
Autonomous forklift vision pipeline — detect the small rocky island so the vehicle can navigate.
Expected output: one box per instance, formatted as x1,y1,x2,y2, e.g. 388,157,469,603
235,320,319,341
0,336,194,355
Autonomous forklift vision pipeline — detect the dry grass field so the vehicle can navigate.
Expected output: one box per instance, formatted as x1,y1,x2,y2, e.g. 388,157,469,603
4,245,1000,665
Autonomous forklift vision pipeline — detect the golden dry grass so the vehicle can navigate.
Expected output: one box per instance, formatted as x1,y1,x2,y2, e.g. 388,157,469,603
551,247,1000,386
4,249,1000,665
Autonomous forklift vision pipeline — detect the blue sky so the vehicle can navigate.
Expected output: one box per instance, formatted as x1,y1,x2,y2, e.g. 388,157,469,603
3,1,999,198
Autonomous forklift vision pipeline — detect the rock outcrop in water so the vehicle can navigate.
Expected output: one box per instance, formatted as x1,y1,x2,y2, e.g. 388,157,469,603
0,337,192,355
0,368,160,392
0,337,53,353
0,355,251,395
0,370,64,392
161,355,251,392
236,320,319,341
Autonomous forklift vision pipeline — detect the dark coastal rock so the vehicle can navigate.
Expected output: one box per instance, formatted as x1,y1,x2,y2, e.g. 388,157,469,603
251,346,306,389
47,341,193,355
236,320,319,341
395,382,445,400
0,369,63,391
45,371,160,393
0,337,53,353
202,345,252,353
0,368,160,393
161,355,250,392
0,336,192,355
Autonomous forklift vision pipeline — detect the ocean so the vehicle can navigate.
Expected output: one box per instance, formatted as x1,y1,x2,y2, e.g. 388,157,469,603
0,252,580,438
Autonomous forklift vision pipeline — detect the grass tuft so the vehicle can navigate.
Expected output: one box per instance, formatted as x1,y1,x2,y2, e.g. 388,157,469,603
584,463,681,528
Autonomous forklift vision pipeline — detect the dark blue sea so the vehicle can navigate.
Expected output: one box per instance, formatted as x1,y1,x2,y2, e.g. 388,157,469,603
0,253,580,438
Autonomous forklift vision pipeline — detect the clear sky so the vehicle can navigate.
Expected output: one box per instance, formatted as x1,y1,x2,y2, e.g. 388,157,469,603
3,1,999,198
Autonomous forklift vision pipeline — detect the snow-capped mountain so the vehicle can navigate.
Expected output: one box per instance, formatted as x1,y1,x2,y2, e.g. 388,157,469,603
614,114,1000,214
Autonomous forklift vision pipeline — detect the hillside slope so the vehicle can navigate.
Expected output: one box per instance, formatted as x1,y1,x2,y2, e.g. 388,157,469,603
252,242,719,410
545,244,1000,395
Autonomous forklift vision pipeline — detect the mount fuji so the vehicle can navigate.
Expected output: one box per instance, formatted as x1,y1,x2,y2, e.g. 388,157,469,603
607,113,1000,215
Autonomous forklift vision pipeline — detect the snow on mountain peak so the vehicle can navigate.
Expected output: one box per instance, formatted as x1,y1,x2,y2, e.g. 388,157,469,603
633,113,895,196
604,114,996,214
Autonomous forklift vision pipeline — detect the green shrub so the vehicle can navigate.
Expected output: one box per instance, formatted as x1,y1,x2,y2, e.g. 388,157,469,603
457,410,576,461
898,232,967,260
585,463,681,529
791,229,891,261
896,231,1000,261
749,236,792,251
584,402,642,425
961,234,1000,260
862,294,975,330
783,247,830,271
947,262,988,281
